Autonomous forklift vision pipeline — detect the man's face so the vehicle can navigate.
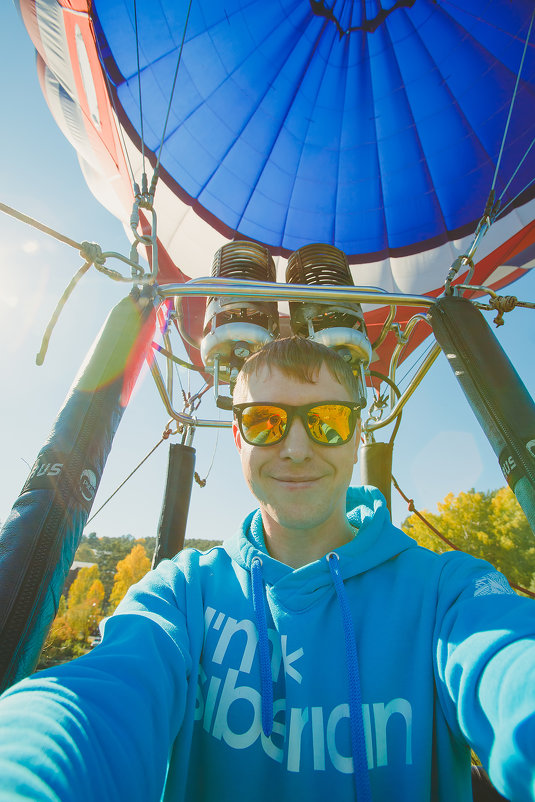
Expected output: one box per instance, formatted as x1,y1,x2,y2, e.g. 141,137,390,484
233,364,360,534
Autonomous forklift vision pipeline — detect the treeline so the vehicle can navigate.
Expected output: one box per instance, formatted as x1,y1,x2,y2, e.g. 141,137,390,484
73,533,222,598
401,486,535,592
37,535,222,670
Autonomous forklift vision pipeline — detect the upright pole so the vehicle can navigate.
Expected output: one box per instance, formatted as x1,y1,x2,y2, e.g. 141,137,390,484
0,288,157,691
359,441,393,512
429,296,535,533
152,443,196,567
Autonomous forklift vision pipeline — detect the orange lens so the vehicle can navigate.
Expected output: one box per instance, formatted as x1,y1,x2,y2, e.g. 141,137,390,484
306,404,353,444
241,406,288,445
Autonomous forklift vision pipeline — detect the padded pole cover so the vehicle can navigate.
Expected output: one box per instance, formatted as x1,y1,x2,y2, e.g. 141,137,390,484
152,443,196,568
359,441,393,512
0,288,156,691
429,296,535,533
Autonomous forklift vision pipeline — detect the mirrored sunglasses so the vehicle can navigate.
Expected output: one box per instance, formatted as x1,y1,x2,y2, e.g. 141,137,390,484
233,401,360,447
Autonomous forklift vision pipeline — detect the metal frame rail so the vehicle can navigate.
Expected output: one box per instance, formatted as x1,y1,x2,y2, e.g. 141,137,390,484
151,279,439,434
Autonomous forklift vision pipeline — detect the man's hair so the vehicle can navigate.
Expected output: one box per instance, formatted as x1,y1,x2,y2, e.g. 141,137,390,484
233,336,362,403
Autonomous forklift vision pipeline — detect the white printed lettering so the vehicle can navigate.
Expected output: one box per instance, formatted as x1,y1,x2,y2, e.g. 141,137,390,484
281,635,304,684
212,617,258,674
268,629,282,681
373,698,412,767
327,703,352,774
204,607,216,631
362,703,374,769
212,668,261,750
311,706,325,770
198,608,413,775
214,612,225,630
287,707,309,772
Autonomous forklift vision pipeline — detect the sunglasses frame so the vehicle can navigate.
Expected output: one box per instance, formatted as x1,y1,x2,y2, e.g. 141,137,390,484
233,401,361,447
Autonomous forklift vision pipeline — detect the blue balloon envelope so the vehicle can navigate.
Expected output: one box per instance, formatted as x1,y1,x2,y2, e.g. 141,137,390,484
17,0,535,368
92,0,535,257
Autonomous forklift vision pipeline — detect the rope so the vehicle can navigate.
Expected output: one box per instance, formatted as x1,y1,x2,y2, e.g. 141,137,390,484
488,294,517,327
189,383,212,407
0,203,146,280
327,552,373,802
36,261,92,365
36,239,147,365
194,423,220,488
491,8,534,193
133,0,146,175
368,370,402,445
396,341,436,390
0,202,82,250
155,0,194,172
496,175,535,220
392,475,535,599
437,0,531,38
497,136,535,204
86,428,172,524
443,9,534,295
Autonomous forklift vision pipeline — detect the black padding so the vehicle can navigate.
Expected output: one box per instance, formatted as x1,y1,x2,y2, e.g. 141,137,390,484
359,441,393,512
429,296,535,493
153,443,196,567
0,290,156,691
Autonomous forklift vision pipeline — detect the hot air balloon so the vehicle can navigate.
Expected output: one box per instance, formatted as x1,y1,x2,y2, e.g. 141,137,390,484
16,0,535,368
1,0,534,686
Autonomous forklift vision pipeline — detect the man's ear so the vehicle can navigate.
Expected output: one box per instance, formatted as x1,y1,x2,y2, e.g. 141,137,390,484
233,420,242,452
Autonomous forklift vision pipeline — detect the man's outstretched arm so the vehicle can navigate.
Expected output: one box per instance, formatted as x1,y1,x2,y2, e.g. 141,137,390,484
434,555,535,801
0,559,195,802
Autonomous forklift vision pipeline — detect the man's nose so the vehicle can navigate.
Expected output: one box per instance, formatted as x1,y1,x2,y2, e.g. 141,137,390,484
278,416,313,461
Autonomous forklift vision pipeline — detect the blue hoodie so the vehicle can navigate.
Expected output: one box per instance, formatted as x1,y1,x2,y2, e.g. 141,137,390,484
0,487,535,801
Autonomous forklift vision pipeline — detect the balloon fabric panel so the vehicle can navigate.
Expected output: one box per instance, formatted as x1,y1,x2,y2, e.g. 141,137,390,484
91,0,535,255
16,0,535,378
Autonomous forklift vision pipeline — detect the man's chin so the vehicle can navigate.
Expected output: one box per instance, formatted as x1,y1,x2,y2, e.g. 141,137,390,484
263,504,333,533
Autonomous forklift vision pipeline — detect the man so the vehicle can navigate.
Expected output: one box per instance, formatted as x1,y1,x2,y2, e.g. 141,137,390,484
0,336,534,801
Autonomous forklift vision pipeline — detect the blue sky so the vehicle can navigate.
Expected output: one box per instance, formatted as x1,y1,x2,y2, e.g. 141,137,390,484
1,1,534,543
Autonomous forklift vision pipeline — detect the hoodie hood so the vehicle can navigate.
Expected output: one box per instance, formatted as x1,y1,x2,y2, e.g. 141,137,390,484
224,485,417,607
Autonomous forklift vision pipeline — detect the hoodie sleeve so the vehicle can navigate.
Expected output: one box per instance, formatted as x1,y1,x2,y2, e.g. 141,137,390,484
433,553,535,801
0,557,199,802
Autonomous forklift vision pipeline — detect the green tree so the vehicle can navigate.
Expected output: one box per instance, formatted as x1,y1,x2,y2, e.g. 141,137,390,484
37,595,76,669
65,565,105,640
184,538,222,551
108,544,151,613
402,487,535,589
74,534,222,597
74,541,96,562
68,565,101,607
38,535,223,671
38,565,106,670
135,537,156,561
75,535,136,598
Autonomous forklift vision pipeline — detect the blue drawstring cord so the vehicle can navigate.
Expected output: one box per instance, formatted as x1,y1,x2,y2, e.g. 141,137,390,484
251,557,273,736
251,549,373,799
327,551,373,802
